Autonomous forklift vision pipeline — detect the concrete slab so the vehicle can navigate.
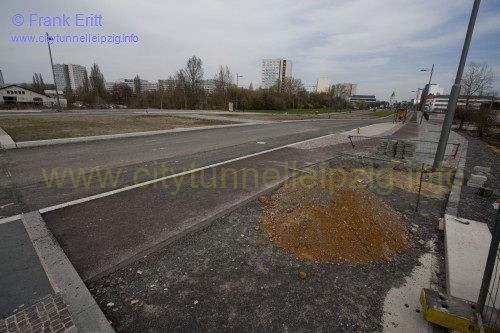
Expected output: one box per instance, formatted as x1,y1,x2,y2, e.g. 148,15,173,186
0,127,16,149
444,214,499,307
341,123,400,136
382,245,438,332
0,219,53,318
22,211,113,332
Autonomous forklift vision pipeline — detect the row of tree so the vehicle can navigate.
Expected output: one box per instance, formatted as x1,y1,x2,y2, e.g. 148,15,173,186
20,57,496,117
61,56,353,110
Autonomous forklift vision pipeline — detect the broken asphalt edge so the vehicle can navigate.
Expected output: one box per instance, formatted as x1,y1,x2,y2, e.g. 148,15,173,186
86,179,290,282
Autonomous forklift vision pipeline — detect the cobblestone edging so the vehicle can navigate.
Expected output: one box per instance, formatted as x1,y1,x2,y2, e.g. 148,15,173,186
0,294,75,333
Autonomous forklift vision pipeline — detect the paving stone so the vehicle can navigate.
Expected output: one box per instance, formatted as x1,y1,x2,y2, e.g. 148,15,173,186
0,294,74,333
473,166,490,176
467,174,487,188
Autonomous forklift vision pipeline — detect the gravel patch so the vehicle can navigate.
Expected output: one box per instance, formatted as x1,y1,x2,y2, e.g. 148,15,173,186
90,157,447,332
457,133,500,228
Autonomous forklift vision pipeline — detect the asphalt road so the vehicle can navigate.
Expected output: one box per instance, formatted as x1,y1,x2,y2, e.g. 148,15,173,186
0,118,388,217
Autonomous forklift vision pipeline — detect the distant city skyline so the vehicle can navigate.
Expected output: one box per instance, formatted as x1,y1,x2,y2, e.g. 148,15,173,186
1,0,499,101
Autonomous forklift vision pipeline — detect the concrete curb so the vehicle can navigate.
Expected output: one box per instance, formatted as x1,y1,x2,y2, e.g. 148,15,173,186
441,131,469,300
445,132,468,217
0,127,16,149
13,123,259,149
21,211,113,333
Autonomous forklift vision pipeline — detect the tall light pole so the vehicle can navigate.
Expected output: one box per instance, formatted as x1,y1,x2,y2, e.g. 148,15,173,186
433,0,481,171
235,73,243,111
419,64,434,124
46,32,61,111
236,73,243,87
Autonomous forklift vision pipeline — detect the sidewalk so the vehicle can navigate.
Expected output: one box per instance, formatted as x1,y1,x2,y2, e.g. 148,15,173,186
0,213,113,332
379,115,459,332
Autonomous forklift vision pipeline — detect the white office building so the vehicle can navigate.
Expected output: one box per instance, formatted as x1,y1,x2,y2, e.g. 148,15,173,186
261,59,292,89
105,79,158,94
53,64,87,93
426,95,496,112
316,78,330,93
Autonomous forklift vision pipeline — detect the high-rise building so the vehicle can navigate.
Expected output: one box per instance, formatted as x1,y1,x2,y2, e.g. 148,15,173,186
105,78,158,94
261,59,292,89
342,83,357,96
0,70,4,86
53,64,87,93
316,77,330,93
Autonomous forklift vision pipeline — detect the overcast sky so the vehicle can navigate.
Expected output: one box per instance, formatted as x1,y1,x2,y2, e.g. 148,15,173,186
1,0,499,101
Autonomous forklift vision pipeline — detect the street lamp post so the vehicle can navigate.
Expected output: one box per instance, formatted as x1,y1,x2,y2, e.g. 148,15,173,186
235,73,243,111
433,0,481,171
46,32,61,111
236,73,243,87
419,64,434,124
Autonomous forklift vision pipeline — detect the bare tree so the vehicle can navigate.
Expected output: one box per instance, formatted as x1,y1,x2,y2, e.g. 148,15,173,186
32,73,45,93
213,65,233,109
281,77,304,96
458,62,495,129
111,83,133,105
133,74,142,95
175,70,188,109
270,77,304,109
89,64,105,105
332,83,349,99
184,56,204,109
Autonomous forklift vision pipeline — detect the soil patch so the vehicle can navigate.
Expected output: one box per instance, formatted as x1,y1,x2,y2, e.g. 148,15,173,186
261,168,409,264
381,170,452,200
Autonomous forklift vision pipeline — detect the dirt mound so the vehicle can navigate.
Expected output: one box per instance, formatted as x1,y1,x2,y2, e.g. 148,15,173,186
260,170,409,264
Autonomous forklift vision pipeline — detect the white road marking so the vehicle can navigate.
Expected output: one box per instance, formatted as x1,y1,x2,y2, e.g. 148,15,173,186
0,214,22,225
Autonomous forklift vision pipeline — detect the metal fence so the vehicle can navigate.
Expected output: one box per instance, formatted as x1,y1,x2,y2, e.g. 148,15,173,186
347,135,461,160
477,210,500,331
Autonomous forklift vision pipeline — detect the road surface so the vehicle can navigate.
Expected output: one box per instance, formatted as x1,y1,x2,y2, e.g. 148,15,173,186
0,118,388,217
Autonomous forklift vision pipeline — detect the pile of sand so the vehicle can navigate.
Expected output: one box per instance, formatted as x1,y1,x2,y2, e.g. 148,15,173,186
260,169,410,264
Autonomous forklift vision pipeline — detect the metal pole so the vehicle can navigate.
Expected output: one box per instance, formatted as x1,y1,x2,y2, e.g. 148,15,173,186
432,0,481,171
477,208,500,314
235,73,242,111
415,163,425,212
420,64,434,124
46,32,61,111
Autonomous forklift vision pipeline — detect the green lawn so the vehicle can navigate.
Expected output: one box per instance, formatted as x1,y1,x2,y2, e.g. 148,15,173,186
366,110,394,118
